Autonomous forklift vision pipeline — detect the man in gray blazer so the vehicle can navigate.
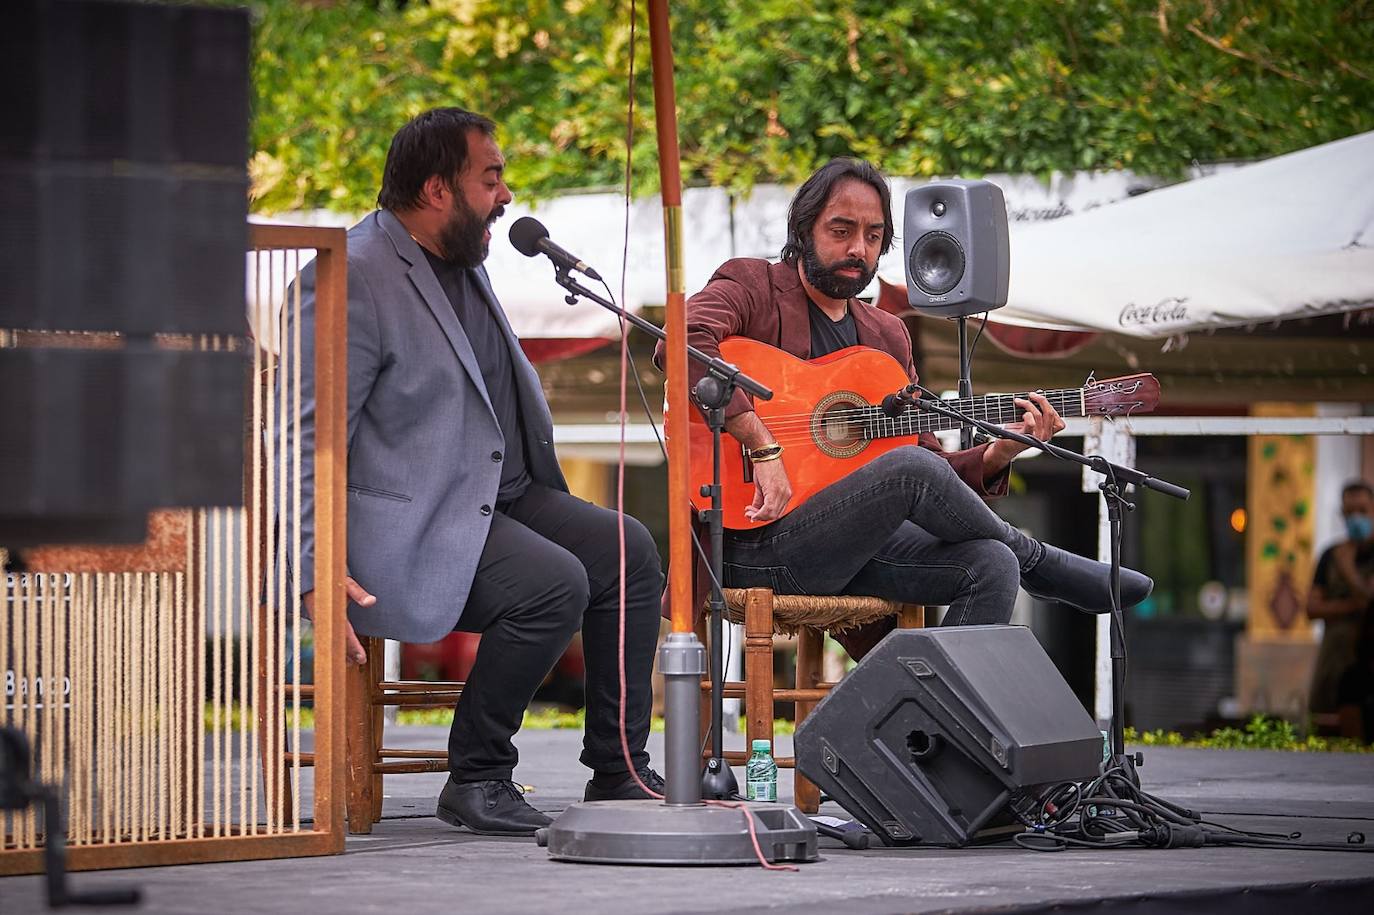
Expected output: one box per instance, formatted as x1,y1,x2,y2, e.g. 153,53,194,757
289,108,664,836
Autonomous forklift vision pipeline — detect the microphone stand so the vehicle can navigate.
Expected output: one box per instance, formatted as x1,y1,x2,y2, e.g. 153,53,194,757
891,388,1189,781
539,264,818,868
550,266,770,802
956,317,974,450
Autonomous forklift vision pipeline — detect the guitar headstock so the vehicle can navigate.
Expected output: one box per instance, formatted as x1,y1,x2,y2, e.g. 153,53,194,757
1084,373,1160,417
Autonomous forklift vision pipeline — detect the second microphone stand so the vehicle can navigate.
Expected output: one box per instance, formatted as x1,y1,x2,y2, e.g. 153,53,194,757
551,266,770,801
889,386,1189,779
539,263,818,866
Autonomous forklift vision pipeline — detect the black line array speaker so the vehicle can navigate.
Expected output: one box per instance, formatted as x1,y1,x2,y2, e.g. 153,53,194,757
0,348,248,542
794,625,1102,847
903,179,1010,318
0,0,249,334
0,0,251,545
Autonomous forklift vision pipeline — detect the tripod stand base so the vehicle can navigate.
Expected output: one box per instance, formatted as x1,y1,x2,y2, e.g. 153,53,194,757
701,757,740,800
538,800,818,865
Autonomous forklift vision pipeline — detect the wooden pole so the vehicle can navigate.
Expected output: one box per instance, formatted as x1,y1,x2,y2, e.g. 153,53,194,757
647,0,693,634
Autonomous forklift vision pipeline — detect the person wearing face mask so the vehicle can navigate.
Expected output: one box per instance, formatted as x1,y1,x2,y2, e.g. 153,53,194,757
283,108,664,837
1306,480,1374,720
656,158,1152,660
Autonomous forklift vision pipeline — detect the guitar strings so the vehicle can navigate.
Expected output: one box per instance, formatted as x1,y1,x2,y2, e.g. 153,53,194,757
712,388,1098,449
721,389,1086,426
741,393,1084,428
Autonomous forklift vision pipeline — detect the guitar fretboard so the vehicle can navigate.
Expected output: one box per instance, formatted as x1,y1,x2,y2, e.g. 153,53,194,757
861,388,1086,440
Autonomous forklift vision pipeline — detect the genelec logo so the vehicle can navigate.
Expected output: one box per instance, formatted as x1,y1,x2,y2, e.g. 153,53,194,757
1119,297,1189,327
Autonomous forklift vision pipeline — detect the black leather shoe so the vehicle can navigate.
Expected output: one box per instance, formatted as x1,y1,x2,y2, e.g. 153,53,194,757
436,778,551,836
1021,544,1153,613
583,767,665,802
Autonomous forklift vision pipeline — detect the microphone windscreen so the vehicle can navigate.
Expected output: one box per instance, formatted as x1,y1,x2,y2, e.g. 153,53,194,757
880,393,907,417
508,216,549,257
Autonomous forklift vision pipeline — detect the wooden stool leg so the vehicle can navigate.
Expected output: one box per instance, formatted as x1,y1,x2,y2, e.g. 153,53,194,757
898,603,925,629
344,644,376,835
369,639,386,823
792,626,823,813
742,589,775,768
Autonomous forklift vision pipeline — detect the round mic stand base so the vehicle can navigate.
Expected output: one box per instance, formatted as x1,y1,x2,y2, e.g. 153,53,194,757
538,800,818,865
538,628,818,866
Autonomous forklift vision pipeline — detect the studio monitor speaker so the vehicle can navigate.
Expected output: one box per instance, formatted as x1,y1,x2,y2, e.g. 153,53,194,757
794,625,1102,847
903,179,1010,317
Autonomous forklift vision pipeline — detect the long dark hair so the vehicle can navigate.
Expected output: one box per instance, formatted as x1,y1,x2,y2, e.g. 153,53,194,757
780,158,895,263
377,107,496,211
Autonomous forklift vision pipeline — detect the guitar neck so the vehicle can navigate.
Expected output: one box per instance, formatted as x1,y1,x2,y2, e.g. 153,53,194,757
869,387,1086,440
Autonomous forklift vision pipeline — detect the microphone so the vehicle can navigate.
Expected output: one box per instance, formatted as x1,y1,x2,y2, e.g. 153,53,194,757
880,383,919,417
508,216,602,281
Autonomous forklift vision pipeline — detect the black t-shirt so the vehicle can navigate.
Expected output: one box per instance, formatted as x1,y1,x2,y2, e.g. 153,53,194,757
1313,541,1374,600
808,299,858,358
422,250,531,502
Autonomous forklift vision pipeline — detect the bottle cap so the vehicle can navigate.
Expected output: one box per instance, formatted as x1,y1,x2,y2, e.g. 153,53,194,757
751,739,771,752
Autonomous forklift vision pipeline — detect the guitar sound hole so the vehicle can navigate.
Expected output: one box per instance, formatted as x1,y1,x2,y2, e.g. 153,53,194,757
811,392,870,459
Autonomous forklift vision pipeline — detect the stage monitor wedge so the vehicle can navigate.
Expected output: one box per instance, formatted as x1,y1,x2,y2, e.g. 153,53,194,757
794,625,1102,847
903,179,1010,318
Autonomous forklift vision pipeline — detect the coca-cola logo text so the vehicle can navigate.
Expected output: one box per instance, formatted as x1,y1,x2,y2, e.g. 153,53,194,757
1119,297,1189,327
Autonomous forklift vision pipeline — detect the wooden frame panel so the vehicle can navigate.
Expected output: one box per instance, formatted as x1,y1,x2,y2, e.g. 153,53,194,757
0,223,348,873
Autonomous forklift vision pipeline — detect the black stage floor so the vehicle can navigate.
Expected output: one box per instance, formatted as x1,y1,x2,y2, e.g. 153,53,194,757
3,729,1373,914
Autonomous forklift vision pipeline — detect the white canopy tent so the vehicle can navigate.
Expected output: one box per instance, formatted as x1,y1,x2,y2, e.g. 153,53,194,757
879,130,1374,338
250,131,1374,346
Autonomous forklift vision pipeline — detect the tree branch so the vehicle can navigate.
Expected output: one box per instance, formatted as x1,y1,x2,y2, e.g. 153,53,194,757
1185,22,1314,87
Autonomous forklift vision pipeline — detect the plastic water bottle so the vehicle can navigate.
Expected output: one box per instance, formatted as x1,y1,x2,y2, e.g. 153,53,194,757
746,739,778,802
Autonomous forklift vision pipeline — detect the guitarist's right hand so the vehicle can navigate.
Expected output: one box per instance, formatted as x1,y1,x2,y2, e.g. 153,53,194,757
745,458,793,523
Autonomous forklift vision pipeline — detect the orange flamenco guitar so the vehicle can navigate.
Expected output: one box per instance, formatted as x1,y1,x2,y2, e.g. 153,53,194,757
683,337,1160,530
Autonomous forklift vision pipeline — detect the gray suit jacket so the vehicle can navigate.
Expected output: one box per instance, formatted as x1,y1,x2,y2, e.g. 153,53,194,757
286,209,568,643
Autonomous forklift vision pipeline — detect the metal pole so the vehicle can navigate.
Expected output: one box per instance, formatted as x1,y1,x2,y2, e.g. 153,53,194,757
957,316,973,450
648,0,704,807
649,0,692,637
539,4,817,860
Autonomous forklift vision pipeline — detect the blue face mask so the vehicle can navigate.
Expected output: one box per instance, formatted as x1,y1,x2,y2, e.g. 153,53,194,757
1347,513,1374,542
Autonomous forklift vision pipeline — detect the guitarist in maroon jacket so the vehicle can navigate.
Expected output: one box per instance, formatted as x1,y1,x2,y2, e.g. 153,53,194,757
657,158,1152,659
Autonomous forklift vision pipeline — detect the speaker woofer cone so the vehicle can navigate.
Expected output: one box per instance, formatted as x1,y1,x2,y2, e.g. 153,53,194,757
909,231,965,296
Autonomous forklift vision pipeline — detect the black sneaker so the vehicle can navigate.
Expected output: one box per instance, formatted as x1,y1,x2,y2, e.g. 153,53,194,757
583,767,665,802
436,778,552,836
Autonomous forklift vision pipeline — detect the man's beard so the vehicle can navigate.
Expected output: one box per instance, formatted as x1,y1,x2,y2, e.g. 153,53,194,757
801,237,876,300
438,195,503,268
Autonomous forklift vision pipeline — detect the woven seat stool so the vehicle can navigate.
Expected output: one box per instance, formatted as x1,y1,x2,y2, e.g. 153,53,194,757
697,588,923,813
260,634,463,835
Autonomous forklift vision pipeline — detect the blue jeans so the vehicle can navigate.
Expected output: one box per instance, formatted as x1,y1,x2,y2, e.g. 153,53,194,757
722,447,1037,657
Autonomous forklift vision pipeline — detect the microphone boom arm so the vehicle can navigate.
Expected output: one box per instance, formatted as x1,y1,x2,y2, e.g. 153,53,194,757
900,385,1189,501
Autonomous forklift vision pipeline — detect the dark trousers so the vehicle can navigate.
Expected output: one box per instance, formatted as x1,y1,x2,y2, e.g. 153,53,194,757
723,446,1035,659
447,484,662,782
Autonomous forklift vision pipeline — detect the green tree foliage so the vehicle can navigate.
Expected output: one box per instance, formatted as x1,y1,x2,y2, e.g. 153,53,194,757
247,0,1374,213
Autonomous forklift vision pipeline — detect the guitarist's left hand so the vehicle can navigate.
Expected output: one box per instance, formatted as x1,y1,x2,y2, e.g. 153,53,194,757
985,392,1065,473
